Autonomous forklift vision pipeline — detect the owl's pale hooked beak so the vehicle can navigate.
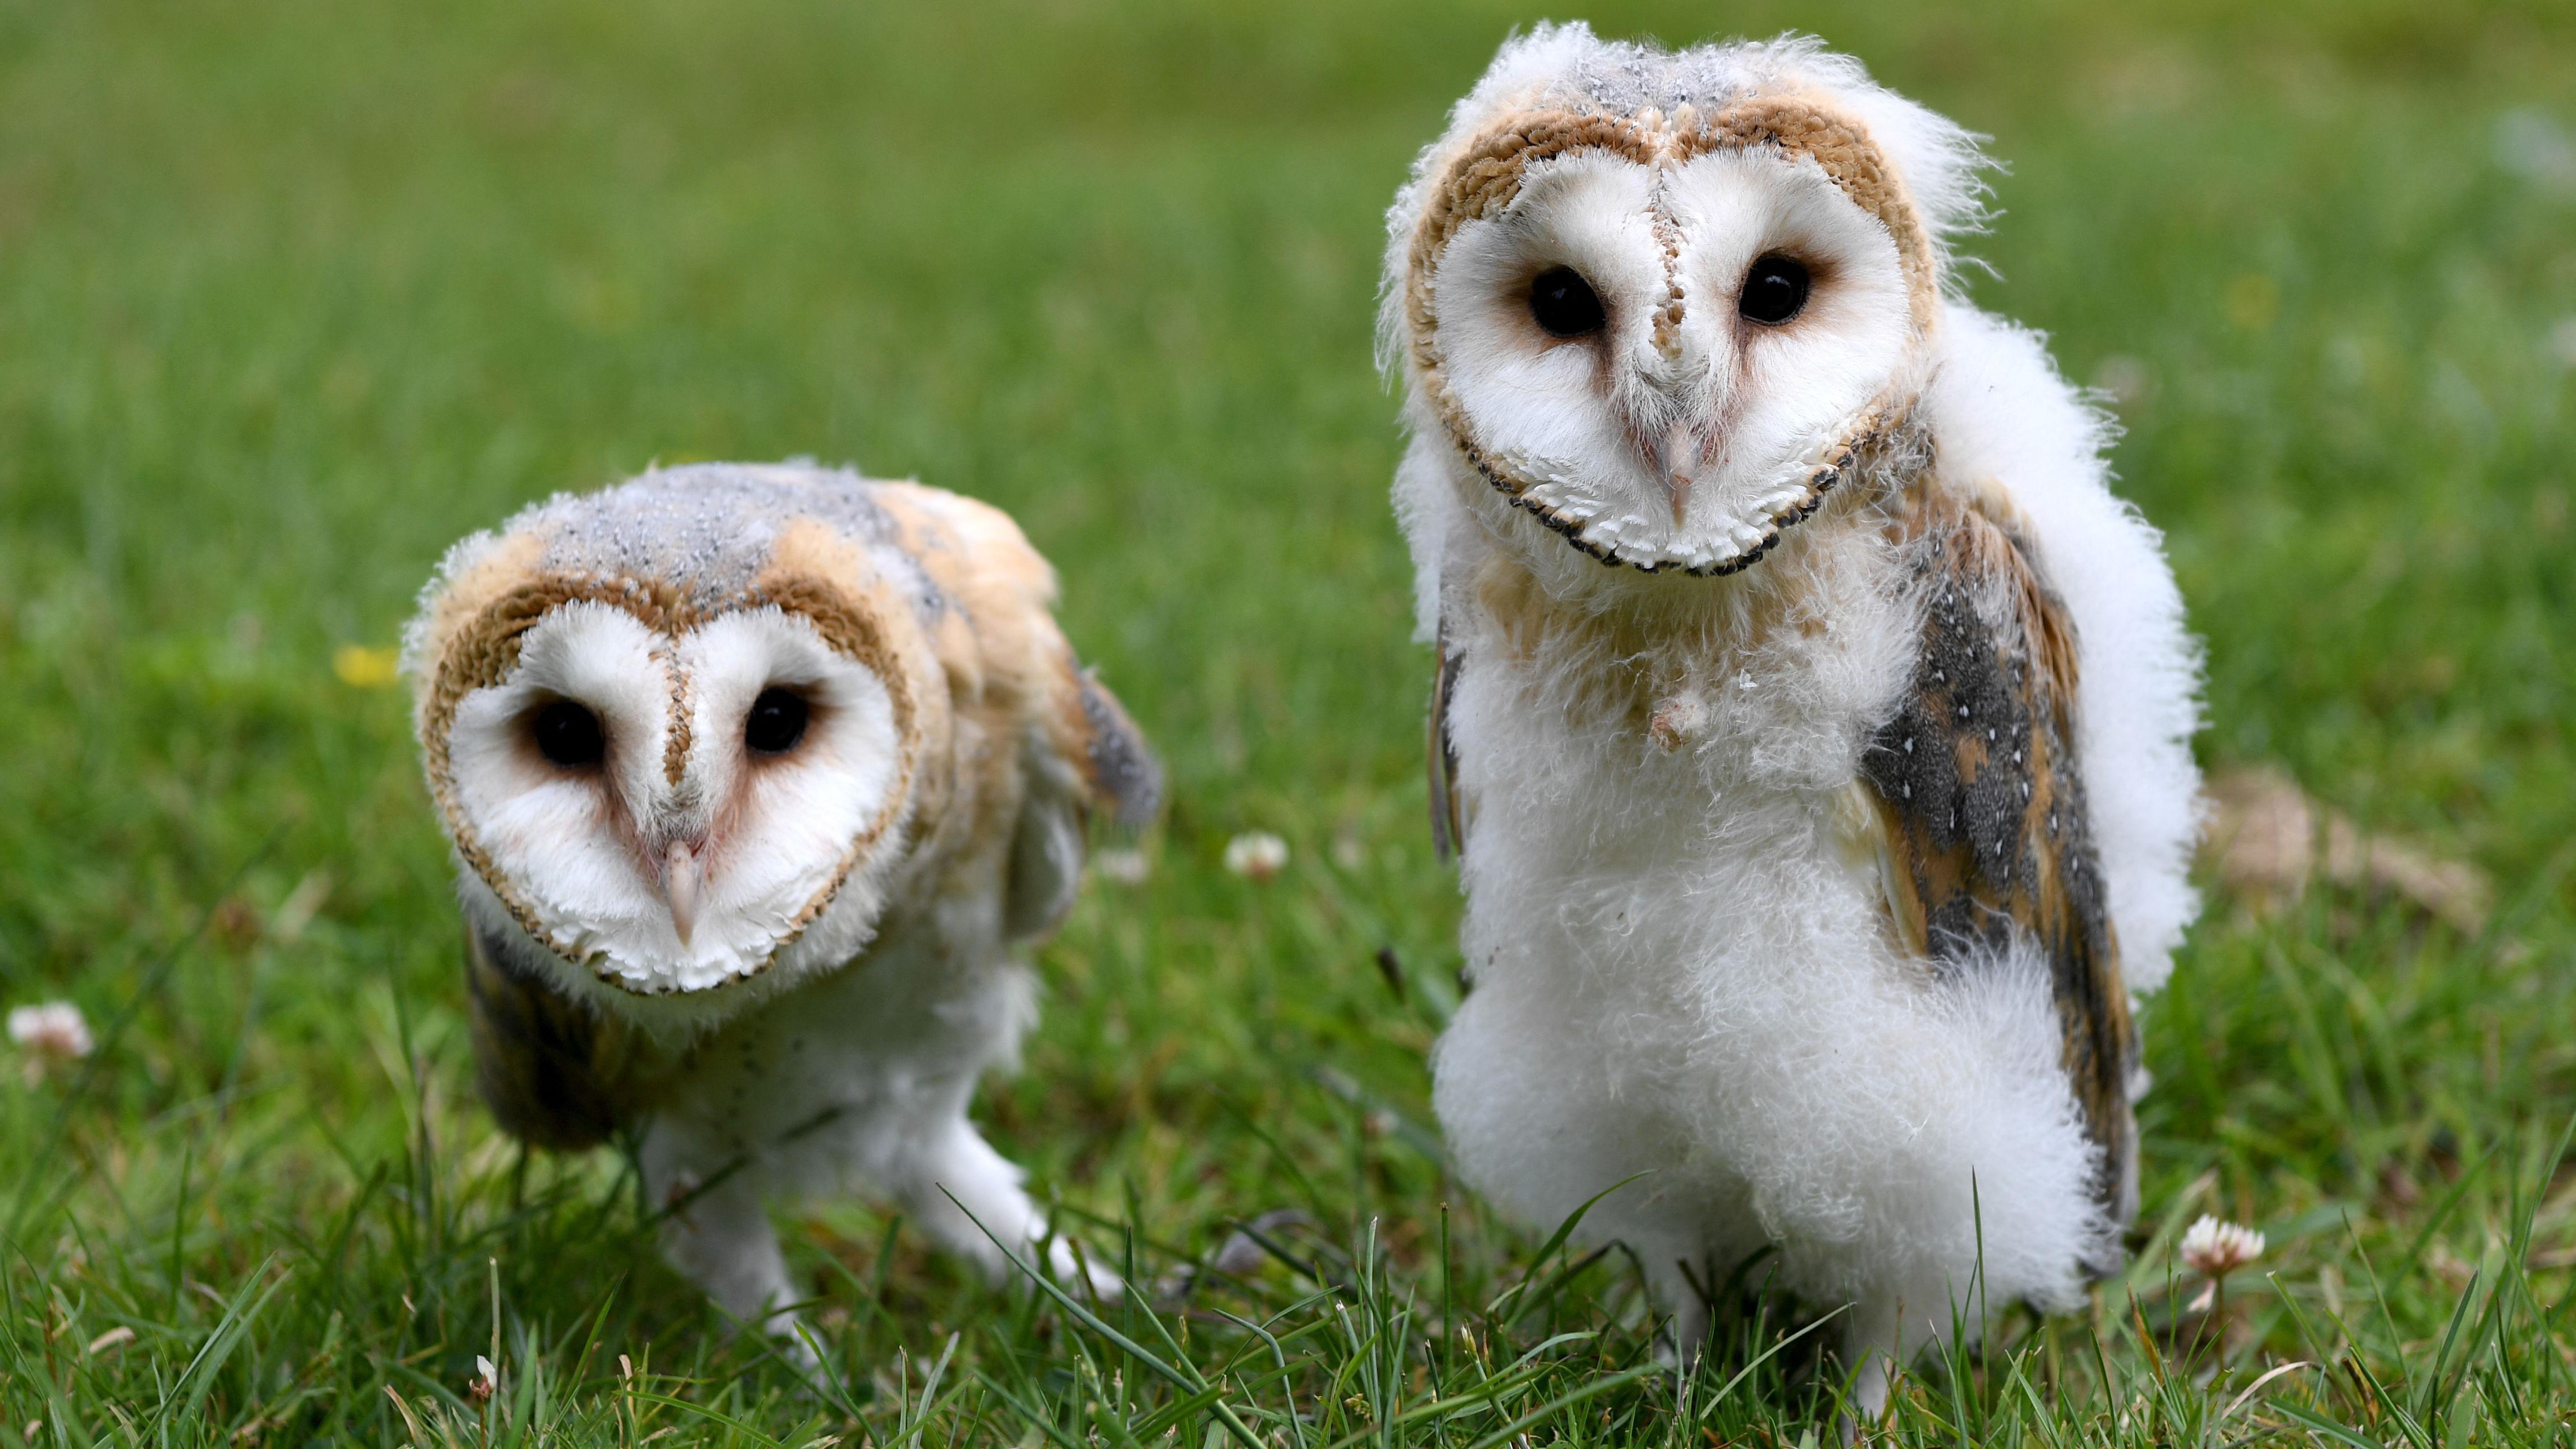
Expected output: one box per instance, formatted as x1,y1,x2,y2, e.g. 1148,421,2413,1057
1655,422,1696,526
659,839,704,948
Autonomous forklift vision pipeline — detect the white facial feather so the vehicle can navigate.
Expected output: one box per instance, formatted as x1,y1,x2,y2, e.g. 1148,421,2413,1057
448,602,674,967
1434,156,1663,496
674,608,904,963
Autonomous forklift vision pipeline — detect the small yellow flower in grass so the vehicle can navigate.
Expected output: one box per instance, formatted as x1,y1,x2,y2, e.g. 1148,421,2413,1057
2180,1215,2264,1278
469,1355,498,1404
9,1001,93,1082
2224,273,2279,332
1223,832,1288,882
333,644,400,689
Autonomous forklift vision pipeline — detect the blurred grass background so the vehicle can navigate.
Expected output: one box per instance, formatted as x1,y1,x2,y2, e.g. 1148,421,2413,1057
1,0,2572,1442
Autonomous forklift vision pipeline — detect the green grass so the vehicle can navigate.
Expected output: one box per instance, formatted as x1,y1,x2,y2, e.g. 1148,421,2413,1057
3,0,2573,1442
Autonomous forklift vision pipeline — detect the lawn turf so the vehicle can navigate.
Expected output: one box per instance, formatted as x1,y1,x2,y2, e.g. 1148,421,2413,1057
2,0,2573,1442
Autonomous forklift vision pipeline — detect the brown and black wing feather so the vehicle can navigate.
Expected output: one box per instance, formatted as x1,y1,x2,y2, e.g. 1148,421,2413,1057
1429,622,1465,863
1006,668,1161,939
1073,670,1162,830
464,925,645,1152
1859,485,2137,1242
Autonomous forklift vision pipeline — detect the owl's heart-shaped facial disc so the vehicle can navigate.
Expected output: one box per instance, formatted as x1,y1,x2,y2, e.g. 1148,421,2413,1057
1427,143,1912,575
443,599,906,997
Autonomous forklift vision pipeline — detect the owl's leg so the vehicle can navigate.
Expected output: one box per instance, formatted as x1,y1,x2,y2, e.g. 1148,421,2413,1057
1839,1295,1905,1435
643,1136,813,1358
1637,1243,1713,1384
1669,1290,1711,1382
883,1115,1118,1297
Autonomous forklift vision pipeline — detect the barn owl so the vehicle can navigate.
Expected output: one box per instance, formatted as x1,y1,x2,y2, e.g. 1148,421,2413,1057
1384,27,2202,1415
405,463,1156,1343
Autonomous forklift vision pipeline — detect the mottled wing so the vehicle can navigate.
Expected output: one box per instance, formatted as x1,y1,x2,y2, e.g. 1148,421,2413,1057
1429,623,1465,863
1858,485,2137,1236
1074,671,1162,830
1006,667,1161,940
464,925,643,1152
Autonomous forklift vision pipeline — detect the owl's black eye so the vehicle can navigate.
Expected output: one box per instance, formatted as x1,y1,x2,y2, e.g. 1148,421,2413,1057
1528,266,1607,338
533,701,605,768
745,687,809,755
1738,254,1811,325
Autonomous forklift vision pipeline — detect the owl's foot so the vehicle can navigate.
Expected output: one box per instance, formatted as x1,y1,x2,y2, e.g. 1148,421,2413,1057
763,1311,826,1373
888,1115,1118,1299
1837,1296,1903,1443
1665,1293,1711,1385
1839,1355,1892,1443
653,1166,813,1349
1040,1233,1124,1302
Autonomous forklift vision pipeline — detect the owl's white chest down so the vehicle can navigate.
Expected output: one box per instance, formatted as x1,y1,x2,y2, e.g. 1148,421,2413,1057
1424,498,2118,1355
632,827,1091,1330
642,888,1035,1203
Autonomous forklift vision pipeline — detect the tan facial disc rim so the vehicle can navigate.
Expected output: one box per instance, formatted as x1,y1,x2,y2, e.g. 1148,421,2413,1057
1404,96,1936,576
421,573,921,996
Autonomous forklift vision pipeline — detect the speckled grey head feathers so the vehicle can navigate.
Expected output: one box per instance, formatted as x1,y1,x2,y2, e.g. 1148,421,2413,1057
499,463,949,621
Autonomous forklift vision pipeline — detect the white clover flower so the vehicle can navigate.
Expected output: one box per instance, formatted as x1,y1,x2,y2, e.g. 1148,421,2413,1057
2179,1215,2264,1278
469,1355,499,1403
9,1001,94,1081
1223,832,1289,882
2495,109,2576,194
1092,847,1151,886
2091,353,2153,407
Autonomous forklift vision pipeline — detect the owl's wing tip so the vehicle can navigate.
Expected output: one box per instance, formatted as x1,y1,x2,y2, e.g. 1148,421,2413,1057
1077,670,1162,831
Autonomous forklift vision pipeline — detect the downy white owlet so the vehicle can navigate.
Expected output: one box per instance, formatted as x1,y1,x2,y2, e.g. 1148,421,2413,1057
1385,26,2202,1412
406,463,1157,1341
